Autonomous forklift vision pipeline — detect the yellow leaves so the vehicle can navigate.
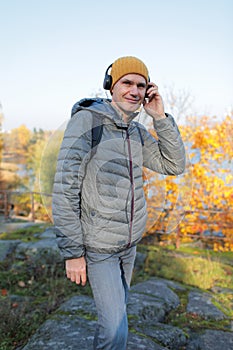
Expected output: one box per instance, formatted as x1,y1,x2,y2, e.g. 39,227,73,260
214,242,233,252
8,124,32,154
225,174,233,185
187,115,232,162
165,179,178,192
192,163,207,178
145,115,233,252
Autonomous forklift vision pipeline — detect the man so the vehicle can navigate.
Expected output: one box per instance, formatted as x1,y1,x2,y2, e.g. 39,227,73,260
52,56,186,349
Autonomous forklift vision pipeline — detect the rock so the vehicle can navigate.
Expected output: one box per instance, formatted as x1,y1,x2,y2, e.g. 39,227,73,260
130,278,180,312
0,239,21,261
58,295,97,318
135,322,188,349
187,291,227,320
20,295,166,350
128,292,166,323
186,329,233,350
20,316,96,350
20,316,166,350
38,227,57,239
19,278,233,350
211,285,233,294
155,277,187,292
127,333,168,349
15,239,62,264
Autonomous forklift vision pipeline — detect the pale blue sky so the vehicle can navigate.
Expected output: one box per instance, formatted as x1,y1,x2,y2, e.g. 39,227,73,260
0,0,232,130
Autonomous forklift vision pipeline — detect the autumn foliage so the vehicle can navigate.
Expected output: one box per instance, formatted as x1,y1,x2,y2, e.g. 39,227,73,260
144,115,233,251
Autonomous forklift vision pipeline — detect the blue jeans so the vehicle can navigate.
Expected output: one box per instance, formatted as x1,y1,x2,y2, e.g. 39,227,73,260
86,246,137,350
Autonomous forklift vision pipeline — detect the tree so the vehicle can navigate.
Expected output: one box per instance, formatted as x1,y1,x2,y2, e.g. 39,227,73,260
39,126,65,220
0,103,4,189
0,102,3,163
9,125,31,157
143,114,233,251
162,84,194,122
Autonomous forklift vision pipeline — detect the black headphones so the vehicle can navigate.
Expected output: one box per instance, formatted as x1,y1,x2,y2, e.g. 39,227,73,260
103,63,150,90
103,64,113,90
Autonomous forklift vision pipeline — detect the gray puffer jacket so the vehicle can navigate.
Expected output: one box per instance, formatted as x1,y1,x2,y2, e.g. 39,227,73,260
52,98,185,259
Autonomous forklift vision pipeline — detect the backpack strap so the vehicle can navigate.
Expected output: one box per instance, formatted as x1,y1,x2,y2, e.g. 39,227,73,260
90,116,143,159
90,114,103,158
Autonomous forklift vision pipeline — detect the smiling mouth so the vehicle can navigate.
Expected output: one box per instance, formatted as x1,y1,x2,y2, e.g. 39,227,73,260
125,98,140,104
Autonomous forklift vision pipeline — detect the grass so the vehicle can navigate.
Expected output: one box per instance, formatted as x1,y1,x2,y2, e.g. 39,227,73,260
0,225,93,350
0,256,92,349
141,244,233,291
0,227,232,349
0,298,47,350
0,223,51,242
167,244,233,266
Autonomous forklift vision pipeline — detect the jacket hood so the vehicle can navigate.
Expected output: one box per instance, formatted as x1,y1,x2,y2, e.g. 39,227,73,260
71,98,112,116
71,98,139,127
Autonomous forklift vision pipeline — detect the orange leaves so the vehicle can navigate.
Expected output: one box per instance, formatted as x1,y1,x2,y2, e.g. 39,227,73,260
1,288,8,296
185,115,233,210
214,241,233,252
191,129,210,149
144,114,233,251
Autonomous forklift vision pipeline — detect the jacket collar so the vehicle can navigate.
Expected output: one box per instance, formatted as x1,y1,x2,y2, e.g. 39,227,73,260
71,97,139,129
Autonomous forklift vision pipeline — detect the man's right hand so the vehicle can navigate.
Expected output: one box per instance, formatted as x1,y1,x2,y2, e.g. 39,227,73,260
65,256,87,286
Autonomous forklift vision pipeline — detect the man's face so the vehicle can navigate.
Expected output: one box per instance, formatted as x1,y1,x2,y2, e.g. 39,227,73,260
111,74,147,114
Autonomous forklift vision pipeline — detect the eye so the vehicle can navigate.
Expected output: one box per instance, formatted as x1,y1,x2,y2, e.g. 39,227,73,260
123,81,131,86
137,83,146,89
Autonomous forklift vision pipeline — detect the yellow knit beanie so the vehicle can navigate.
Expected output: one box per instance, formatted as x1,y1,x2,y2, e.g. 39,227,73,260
110,56,149,89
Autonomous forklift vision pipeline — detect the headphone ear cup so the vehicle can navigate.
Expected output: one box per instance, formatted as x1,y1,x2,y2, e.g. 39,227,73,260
103,64,113,90
103,74,112,90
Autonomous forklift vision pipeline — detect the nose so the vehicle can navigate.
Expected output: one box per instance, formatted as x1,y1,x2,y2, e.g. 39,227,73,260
129,84,139,96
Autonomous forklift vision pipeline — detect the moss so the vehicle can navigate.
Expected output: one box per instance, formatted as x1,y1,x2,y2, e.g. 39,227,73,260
211,297,233,318
0,224,51,242
54,310,97,321
165,289,232,332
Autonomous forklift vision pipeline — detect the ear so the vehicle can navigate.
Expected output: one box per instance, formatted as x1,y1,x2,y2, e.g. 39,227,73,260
110,86,114,96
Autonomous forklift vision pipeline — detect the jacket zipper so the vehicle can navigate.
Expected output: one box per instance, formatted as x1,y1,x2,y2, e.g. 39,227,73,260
126,128,134,247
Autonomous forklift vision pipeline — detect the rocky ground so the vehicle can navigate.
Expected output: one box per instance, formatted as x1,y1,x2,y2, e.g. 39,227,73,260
18,280,233,350
0,227,232,350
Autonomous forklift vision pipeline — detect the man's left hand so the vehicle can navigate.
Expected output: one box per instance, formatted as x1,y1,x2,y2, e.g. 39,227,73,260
143,83,166,120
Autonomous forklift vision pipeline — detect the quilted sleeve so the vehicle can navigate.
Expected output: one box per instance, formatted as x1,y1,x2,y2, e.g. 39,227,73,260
52,110,92,259
141,114,186,175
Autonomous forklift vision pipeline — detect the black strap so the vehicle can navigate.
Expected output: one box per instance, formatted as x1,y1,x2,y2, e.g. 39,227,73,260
91,116,103,158
90,117,144,159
